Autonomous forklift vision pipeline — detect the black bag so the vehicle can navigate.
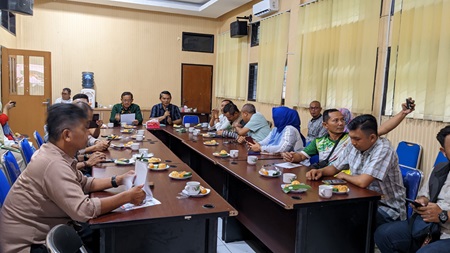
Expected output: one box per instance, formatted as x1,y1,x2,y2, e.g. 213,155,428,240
310,134,345,169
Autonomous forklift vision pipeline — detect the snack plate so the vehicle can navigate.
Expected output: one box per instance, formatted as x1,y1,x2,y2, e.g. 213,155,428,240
213,152,229,157
120,129,134,134
259,169,281,177
148,165,170,171
204,142,219,146
169,172,193,180
114,158,135,165
182,188,211,197
332,188,350,194
280,184,308,193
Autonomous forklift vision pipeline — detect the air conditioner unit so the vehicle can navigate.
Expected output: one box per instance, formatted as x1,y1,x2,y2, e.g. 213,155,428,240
253,0,279,18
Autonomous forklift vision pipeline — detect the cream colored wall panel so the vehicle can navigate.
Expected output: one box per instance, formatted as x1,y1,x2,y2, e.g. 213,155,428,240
0,27,17,48
16,0,218,108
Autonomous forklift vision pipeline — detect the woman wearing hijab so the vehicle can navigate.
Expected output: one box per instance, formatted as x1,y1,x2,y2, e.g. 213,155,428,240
338,108,353,132
248,106,304,153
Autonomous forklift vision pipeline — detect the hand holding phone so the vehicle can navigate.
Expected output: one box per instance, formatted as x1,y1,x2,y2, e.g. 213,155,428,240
406,98,412,110
405,198,423,208
245,136,255,144
10,101,16,107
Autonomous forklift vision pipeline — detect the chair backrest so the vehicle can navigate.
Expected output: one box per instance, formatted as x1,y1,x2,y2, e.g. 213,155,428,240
182,115,200,125
46,224,88,253
396,141,422,170
434,151,447,167
400,165,423,218
20,138,36,164
0,168,11,205
33,130,45,148
2,151,21,184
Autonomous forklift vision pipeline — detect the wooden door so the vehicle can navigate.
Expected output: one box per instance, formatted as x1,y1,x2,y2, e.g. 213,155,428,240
181,64,212,113
1,47,51,144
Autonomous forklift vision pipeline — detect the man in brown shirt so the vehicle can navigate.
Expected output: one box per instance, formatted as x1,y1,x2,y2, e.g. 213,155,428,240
0,103,146,253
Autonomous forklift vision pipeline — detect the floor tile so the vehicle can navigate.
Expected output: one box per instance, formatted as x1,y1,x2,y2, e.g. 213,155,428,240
217,245,232,253
223,241,257,253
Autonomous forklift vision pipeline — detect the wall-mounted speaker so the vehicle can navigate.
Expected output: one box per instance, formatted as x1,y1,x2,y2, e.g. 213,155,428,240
0,0,33,15
230,21,248,38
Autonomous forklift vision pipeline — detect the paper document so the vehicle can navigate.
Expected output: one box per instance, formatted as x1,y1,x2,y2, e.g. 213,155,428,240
120,113,135,125
274,162,301,169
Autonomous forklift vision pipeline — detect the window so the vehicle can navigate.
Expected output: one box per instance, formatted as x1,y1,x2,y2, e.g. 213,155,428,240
248,63,258,101
251,22,260,47
0,10,15,35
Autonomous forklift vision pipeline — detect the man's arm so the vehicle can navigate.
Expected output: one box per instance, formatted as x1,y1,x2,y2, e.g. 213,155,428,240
335,173,375,188
379,98,415,136
171,106,182,125
109,105,119,124
306,165,339,180
234,126,250,136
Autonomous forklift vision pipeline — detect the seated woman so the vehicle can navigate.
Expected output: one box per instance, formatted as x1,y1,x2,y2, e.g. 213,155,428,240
339,108,353,132
248,106,303,153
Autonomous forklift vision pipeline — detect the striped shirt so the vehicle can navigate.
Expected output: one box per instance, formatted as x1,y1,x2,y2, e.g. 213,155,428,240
150,103,181,125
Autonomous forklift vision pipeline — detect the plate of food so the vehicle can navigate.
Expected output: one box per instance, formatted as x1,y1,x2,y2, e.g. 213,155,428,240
169,171,193,179
204,140,219,146
213,150,229,157
114,158,135,165
194,123,202,128
110,143,125,149
120,129,134,134
123,141,134,148
259,168,281,177
147,157,162,163
182,186,210,197
281,180,311,193
173,124,182,128
123,125,137,129
132,153,155,160
104,134,121,140
148,163,169,171
332,185,350,194
202,133,216,138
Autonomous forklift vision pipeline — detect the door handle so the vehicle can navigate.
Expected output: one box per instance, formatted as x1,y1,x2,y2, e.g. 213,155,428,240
43,99,50,110
42,101,49,104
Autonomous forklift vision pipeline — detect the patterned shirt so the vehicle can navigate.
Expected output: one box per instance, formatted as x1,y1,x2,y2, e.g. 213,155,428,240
306,115,327,144
333,137,406,221
150,103,181,125
301,133,351,164
109,103,143,126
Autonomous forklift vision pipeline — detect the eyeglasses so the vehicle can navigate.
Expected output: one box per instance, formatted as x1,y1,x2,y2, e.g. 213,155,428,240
309,107,320,110
122,99,133,103
62,92,69,95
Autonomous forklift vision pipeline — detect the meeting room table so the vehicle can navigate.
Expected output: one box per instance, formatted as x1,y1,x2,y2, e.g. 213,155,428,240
149,125,382,253
88,126,238,253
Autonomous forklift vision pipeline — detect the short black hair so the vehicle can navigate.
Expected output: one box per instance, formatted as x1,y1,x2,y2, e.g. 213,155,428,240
72,93,89,101
436,126,450,148
74,101,93,114
62,88,71,94
121,92,133,99
323,109,339,122
241,104,256,114
160,91,172,99
223,103,239,115
222,99,233,104
47,104,87,143
348,114,378,136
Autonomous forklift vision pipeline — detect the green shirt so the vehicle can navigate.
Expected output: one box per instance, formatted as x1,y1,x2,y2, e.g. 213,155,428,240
109,103,143,125
301,133,351,165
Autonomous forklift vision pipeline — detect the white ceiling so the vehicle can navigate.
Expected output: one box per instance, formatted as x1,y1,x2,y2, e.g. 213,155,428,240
66,0,254,18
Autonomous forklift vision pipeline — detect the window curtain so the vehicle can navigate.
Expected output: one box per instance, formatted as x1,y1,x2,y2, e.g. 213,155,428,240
286,0,380,113
215,31,248,99
386,0,450,122
256,12,290,104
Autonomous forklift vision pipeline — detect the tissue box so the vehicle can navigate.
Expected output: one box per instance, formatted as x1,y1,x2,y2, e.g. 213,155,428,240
146,119,160,129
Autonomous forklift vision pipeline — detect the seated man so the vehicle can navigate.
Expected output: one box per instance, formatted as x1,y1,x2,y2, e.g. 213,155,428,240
248,106,303,153
209,99,232,131
306,100,327,144
0,103,146,253
217,103,244,139
110,91,143,126
306,114,406,227
150,90,181,125
374,126,450,253
234,104,271,142
54,88,72,104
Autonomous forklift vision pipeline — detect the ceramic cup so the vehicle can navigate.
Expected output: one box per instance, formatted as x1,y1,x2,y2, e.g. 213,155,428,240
107,122,114,128
283,173,297,184
185,181,201,195
319,185,333,198
202,122,209,128
137,129,145,135
230,150,239,158
247,155,258,165
131,143,140,151
189,127,195,133
121,122,127,127
139,148,148,156
135,135,144,141
193,131,199,136
185,123,191,128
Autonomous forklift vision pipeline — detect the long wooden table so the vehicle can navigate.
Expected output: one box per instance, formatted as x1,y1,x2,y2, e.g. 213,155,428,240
88,127,237,253
151,126,382,253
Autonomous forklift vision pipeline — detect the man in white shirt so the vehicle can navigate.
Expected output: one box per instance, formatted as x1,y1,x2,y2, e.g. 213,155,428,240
54,88,72,104
209,99,232,131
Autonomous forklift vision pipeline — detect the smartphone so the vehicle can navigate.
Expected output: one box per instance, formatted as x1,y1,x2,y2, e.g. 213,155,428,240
405,198,423,208
10,101,16,107
88,113,100,128
322,179,347,185
406,98,412,110
245,136,255,144
99,159,115,163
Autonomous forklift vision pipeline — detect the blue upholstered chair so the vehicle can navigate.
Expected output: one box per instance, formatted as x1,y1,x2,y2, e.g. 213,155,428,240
46,224,88,253
2,151,21,184
434,151,447,167
309,154,319,165
20,138,36,165
396,141,422,170
182,115,200,125
33,130,45,148
400,166,423,218
0,168,11,205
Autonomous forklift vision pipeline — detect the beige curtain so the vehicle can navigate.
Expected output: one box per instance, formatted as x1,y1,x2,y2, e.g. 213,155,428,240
286,0,380,113
215,31,248,99
256,12,290,104
386,0,450,122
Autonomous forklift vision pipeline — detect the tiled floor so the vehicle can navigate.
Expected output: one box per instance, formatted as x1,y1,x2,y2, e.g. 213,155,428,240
217,218,256,253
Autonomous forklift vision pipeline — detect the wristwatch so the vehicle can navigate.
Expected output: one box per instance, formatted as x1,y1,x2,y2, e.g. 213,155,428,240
439,210,448,224
111,175,119,188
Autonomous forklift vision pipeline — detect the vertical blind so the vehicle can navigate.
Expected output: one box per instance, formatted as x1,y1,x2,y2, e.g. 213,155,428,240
286,0,381,113
386,0,450,122
215,31,248,99
256,12,290,104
